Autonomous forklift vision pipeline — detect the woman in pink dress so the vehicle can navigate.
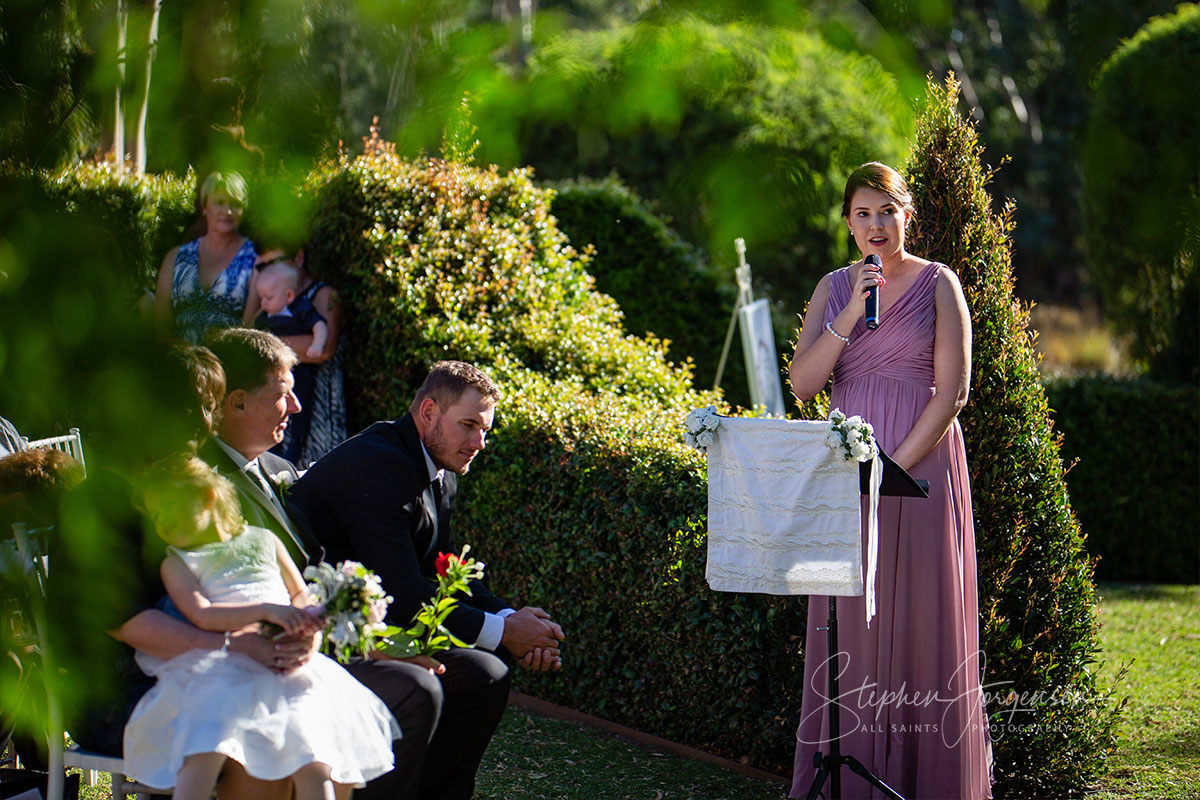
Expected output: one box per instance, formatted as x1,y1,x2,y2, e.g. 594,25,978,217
788,162,992,799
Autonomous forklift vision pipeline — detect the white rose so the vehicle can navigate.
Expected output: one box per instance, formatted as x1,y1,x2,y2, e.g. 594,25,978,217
270,471,294,488
685,412,705,434
829,408,846,424
696,430,715,448
851,441,871,460
847,428,861,442
327,613,356,647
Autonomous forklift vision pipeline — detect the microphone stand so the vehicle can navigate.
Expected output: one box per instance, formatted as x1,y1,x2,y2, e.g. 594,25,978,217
804,595,906,800
804,454,928,800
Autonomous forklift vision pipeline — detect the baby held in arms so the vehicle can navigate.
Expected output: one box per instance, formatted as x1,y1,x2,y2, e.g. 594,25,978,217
254,261,329,359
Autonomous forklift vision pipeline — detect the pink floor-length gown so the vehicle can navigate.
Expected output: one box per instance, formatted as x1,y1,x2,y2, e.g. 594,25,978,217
790,263,993,800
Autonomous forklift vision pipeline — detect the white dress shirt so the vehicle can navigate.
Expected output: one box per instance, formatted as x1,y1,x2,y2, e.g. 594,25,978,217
419,440,513,651
214,438,287,511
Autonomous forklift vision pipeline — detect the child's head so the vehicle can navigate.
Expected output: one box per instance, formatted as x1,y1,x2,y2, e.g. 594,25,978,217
256,262,302,316
0,448,85,531
139,456,244,549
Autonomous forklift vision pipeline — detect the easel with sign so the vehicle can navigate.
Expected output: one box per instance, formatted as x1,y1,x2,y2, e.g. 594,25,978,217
713,239,786,416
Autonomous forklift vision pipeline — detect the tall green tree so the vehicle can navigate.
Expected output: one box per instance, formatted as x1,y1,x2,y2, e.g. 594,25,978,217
0,0,96,167
822,0,1181,306
403,14,911,318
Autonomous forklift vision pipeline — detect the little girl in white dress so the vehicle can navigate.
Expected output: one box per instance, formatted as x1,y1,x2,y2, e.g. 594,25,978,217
123,457,400,800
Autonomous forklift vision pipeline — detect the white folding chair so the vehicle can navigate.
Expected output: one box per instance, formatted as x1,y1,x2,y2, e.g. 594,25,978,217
9,523,157,800
22,428,86,476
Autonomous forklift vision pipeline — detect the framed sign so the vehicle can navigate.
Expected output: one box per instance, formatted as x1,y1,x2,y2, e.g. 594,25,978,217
737,298,786,416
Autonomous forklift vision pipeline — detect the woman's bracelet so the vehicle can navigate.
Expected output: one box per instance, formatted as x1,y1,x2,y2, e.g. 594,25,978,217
825,322,851,343
220,630,232,653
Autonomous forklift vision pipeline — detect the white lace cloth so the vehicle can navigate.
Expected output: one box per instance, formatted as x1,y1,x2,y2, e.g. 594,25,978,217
705,417,881,624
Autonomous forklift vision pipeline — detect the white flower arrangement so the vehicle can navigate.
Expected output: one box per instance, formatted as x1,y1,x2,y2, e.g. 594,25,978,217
302,560,393,662
684,405,722,452
825,408,879,462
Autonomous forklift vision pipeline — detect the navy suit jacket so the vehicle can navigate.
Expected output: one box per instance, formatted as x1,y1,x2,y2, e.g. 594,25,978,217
291,414,509,644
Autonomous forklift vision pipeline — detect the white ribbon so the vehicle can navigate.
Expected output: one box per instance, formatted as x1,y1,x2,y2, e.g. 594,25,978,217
864,452,882,627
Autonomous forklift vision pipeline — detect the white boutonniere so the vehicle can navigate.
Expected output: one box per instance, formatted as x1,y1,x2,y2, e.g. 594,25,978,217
684,405,722,452
825,408,878,462
269,471,296,496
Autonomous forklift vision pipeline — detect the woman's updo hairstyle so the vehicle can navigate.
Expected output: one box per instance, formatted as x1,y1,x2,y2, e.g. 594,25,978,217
841,162,914,220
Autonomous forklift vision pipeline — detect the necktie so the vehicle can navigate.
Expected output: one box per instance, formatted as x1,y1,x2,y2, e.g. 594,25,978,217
247,461,286,518
245,461,319,566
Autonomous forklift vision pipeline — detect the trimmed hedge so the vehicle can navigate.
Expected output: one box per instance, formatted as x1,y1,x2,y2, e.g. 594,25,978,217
545,175,742,397
303,141,827,769
39,161,196,293
906,76,1121,795
1082,5,1200,376
305,86,1123,786
1044,375,1199,583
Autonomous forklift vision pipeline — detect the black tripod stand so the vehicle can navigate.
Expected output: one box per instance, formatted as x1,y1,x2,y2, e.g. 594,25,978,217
804,453,928,800
803,595,905,800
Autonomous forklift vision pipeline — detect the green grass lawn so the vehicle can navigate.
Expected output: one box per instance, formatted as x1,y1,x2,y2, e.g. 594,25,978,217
474,709,785,800
1087,583,1200,799
66,582,1200,799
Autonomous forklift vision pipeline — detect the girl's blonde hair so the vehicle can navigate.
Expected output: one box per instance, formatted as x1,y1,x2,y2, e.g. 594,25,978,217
142,455,245,539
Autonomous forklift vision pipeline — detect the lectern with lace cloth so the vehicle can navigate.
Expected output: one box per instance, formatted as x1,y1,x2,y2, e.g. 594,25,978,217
702,415,927,800
705,417,885,622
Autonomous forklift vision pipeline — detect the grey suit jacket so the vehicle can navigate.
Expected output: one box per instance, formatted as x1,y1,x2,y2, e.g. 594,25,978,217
200,439,323,568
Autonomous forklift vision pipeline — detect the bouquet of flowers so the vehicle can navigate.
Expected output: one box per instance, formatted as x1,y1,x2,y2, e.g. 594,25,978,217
300,560,393,664
825,408,879,463
377,545,486,660
684,405,722,452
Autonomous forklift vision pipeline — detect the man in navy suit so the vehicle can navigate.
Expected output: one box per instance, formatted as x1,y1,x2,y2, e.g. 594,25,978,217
293,360,565,800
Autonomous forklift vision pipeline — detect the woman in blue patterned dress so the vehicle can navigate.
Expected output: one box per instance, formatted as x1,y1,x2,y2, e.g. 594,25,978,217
154,172,258,344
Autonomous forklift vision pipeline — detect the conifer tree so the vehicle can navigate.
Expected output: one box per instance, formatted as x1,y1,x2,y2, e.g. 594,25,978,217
905,75,1122,795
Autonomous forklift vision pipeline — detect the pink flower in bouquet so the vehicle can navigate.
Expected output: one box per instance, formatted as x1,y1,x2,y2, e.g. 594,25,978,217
435,552,455,577
366,597,388,626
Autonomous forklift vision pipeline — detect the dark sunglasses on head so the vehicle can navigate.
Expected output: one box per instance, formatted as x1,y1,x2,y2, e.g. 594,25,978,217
255,255,291,271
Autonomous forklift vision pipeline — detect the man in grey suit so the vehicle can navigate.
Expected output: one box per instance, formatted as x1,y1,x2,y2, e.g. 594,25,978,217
203,328,449,800
202,328,321,570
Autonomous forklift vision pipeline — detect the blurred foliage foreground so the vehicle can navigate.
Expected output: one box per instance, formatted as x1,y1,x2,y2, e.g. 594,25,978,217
1,79,1120,794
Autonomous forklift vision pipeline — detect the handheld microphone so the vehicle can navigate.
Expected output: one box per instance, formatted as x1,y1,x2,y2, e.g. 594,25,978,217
864,254,881,330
